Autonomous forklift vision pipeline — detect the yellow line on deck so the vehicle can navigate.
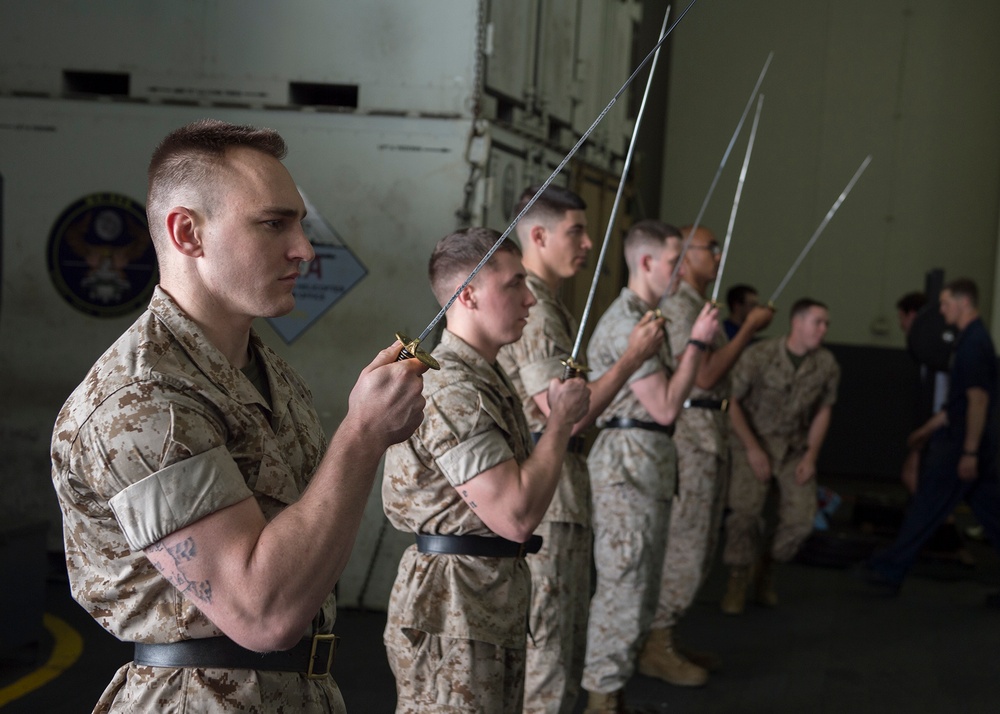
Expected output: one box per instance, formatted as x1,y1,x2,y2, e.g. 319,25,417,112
0,614,83,707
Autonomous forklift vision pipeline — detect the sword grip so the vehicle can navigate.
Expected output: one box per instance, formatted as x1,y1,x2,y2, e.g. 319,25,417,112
396,345,415,362
560,357,589,381
395,333,441,370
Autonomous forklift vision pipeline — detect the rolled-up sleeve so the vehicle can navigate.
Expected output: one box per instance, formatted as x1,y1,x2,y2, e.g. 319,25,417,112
110,444,253,550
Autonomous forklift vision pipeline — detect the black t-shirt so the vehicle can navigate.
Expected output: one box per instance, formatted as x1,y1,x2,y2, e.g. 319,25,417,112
944,318,997,450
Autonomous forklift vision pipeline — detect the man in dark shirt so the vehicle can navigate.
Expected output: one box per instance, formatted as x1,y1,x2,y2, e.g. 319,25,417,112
863,278,1000,602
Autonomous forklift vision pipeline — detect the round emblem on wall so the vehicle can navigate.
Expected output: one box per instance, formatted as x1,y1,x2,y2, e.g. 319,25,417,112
47,193,158,317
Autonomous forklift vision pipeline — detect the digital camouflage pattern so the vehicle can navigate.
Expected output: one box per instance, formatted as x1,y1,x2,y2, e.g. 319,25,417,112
382,329,534,713
497,272,590,713
723,336,840,566
653,280,732,629
661,280,730,455
582,288,677,694
50,287,343,713
498,272,589,526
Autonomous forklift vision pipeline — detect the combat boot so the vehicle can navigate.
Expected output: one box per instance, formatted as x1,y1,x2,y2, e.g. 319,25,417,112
637,627,708,687
721,566,750,615
754,555,778,607
583,689,626,714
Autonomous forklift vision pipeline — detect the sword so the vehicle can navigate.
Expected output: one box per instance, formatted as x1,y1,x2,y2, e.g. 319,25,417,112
666,52,773,296
397,0,702,369
711,93,764,306
768,154,873,305
563,5,672,380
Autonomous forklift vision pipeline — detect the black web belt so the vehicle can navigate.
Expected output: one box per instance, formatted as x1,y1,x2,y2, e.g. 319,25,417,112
531,431,587,454
683,398,729,411
133,633,338,679
601,416,674,437
416,533,543,558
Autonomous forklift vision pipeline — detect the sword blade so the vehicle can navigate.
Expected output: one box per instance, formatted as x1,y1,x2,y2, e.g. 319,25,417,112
711,93,764,305
569,6,672,364
414,0,702,344
768,154,873,305
667,51,773,294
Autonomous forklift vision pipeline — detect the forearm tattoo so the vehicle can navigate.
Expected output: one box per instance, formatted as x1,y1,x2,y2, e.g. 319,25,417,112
149,537,214,604
462,489,478,509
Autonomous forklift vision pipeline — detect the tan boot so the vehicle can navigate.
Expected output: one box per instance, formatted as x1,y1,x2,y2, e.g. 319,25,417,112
721,567,750,615
637,627,708,687
754,556,778,607
676,641,723,672
583,689,626,714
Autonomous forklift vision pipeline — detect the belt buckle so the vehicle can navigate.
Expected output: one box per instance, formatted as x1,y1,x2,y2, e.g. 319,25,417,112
307,633,339,679
682,398,692,409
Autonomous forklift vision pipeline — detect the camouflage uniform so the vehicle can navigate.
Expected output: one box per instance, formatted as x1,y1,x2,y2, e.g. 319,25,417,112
50,287,344,713
722,336,840,566
497,272,590,714
582,288,677,695
653,281,730,629
383,329,534,714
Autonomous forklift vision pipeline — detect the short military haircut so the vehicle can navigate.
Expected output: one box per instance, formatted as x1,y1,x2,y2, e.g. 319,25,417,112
146,119,287,244
727,284,759,312
623,219,682,272
790,297,828,321
513,184,586,227
428,227,523,307
895,291,926,314
943,278,978,307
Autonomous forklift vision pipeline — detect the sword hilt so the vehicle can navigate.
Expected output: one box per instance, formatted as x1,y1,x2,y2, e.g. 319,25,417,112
766,301,776,312
395,332,441,370
560,357,590,381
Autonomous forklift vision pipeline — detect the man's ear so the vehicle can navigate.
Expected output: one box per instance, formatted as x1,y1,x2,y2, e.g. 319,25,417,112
164,207,204,258
456,283,477,310
529,223,547,249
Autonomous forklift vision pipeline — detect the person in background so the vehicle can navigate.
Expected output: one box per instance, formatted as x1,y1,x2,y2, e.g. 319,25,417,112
720,298,839,615
723,284,761,340
861,279,1000,604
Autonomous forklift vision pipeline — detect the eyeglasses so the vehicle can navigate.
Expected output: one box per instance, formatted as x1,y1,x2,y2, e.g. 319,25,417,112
689,244,722,256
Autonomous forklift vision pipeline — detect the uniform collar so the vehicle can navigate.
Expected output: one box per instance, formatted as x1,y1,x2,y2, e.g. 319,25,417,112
148,286,280,413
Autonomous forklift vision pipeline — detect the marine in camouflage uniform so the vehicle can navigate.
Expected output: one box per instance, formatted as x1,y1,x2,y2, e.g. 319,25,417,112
581,288,678,696
721,304,839,612
498,186,665,714
51,288,346,713
384,330,535,714
579,221,717,713
382,226,588,714
653,279,731,626
642,227,772,687
50,120,427,713
498,273,591,714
